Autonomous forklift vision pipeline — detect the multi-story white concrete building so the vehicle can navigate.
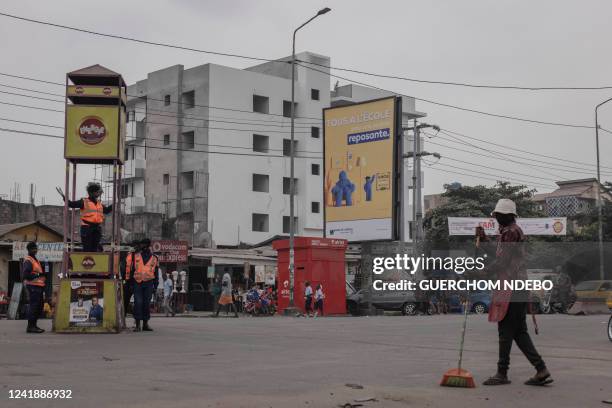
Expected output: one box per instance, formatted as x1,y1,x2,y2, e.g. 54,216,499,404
115,52,330,246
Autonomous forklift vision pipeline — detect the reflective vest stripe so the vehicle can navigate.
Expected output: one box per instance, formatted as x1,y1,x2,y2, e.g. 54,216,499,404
24,256,45,287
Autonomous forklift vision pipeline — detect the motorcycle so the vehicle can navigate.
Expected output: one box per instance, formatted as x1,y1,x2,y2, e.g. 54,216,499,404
244,290,276,316
541,287,575,314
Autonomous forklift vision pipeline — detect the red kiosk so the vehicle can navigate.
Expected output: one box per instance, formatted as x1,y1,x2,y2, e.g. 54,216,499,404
273,237,348,315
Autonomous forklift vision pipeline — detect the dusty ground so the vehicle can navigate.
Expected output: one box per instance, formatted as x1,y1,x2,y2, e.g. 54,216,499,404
1,313,611,408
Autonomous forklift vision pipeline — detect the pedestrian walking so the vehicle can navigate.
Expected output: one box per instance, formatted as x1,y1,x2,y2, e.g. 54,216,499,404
58,182,112,252
22,242,47,333
214,272,238,317
130,239,159,332
314,284,325,317
482,199,552,386
163,272,174,317
304,281,313,317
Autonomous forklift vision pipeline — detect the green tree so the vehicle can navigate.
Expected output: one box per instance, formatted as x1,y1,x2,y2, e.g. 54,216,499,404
422,181,543,252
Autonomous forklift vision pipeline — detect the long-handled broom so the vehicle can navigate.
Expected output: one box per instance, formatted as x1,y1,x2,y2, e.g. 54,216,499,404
440,299,476,388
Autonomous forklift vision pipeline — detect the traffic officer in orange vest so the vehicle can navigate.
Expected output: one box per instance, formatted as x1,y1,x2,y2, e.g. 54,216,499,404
58,182,112,252
131,238,159,332
22,242,47,333
122,240,142,319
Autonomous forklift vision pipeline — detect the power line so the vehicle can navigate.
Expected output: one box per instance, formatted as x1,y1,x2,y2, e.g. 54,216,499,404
299,62,598,129
424,162,552,189
424,165,546,190
0,126,323,160
0,77,322,124
441,127,612,170
298,59,612,91
2,12,611,92
432,131,612,176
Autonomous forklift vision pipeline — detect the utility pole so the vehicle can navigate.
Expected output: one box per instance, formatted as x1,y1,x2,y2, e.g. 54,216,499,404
405,122,440,255
594,97,612,280
286,7,331,315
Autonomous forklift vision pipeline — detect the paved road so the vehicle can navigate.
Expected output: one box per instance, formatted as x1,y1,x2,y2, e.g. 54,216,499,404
1,314,611,408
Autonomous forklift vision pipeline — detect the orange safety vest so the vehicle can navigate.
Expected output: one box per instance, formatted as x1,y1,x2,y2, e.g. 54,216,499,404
125,252,136,280
133,253,158,283
80,197,104,225
24,255,45,287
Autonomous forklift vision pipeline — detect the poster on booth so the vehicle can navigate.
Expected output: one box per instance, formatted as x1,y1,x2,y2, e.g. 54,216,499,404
447,217,567,236
68,280,104,327
324,97,398,242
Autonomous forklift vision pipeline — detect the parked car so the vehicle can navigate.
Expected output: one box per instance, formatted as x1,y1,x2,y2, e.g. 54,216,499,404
574,280,612,303
447,290,491,314
346,287,419,316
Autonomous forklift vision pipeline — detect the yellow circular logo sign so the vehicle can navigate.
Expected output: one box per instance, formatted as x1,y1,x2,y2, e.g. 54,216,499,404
78,116,106,145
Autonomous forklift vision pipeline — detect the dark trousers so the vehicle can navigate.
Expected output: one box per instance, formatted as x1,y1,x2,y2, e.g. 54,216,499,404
133,280,154,321
123,281,133,317
80,224,102,252
26,285,44,327
497,302,546,374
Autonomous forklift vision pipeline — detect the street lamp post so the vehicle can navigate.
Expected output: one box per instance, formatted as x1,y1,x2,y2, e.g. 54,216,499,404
287,7,331,314
595,97,612,280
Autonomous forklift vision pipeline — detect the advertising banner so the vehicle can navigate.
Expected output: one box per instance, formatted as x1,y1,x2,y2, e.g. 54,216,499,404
65,105,121,161
324,97,398,241
68,280,104,328
151,240,189,263
447,217,567,236
12,242,64,261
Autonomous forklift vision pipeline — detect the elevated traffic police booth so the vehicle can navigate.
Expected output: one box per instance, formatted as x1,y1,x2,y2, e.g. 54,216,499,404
53,65,127,333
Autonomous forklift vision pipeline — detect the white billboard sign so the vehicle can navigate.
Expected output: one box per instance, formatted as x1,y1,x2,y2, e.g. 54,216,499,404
448,217,567,236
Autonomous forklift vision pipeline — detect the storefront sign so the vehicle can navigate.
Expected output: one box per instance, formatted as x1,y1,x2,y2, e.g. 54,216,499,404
151,240,188,263
448,217,567,236
12,242,64,261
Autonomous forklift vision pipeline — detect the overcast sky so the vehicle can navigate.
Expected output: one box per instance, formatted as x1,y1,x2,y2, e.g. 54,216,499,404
1,0,611,205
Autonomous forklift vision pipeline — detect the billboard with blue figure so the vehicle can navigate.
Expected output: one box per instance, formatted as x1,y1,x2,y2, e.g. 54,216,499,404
323,97,400,241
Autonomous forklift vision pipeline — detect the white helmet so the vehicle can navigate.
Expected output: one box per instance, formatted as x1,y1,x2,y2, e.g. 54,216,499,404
491,198,517,216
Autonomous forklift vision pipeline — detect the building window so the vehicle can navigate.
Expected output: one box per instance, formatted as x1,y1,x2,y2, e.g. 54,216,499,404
181,171,194,190
127,111,135,123
121,183,129,199
253,94,269,114
311,202,320,213
253,134,269,153
311,89,320,100
164,95,171,106
163,174,170,185
311,127,320,138
283,139,297,156
252,213,269,232
163,134,170,146
283,100,297,118
283,216,298,234
283,177,298,195
181,131,195,150
124,148,129,161
181,91,195,109
252,174,269,193
311,163,320,175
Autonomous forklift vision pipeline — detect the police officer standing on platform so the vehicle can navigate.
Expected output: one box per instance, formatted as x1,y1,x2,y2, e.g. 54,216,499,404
131,239,159,332
22,242,47,333
57,182,112,252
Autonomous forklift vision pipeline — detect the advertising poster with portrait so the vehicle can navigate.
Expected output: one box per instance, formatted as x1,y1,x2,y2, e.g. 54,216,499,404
68,280,104,327
324,97,399,241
